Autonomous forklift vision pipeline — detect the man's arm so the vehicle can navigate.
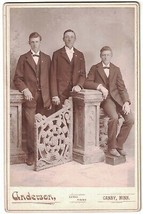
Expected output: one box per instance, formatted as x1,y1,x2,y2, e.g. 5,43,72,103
13,56,28,91
50,52,61,105
76,53,86,88
84,66,108,99
50,52,59,97
117,68,131,104
14,56,33,101
84,66,100,89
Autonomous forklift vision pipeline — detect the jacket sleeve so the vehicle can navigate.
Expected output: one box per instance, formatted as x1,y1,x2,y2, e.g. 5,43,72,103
50,52,58,97
13,56,28,92
84,66,100,89
76,53,86,88
117,68,131,104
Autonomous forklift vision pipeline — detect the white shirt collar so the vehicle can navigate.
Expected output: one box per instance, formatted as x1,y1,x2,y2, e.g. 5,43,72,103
65,46,74,53
31,49,40,55
102,62,110,68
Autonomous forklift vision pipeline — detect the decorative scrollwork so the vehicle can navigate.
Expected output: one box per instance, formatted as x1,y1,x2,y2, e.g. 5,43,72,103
34,98,73,171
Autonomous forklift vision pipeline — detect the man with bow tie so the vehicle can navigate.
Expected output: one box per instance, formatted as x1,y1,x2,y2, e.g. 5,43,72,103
14,32,51,165
84,46,134,157
50,29,86,110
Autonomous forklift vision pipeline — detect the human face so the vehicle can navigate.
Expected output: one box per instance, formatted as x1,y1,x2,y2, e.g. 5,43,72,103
63,32,76,49
100,50,112,65
29,37,41,53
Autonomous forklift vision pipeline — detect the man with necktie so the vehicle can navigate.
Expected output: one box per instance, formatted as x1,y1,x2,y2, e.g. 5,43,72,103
14,32,51,165
50,29,86,110
84,46,134,157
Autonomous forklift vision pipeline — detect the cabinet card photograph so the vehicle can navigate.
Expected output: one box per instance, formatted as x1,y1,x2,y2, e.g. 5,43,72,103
4,1,140,212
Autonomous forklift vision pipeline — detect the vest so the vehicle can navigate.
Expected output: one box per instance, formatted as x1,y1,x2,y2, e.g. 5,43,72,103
69,57,74,87
34,58,41,90
104,71,111,98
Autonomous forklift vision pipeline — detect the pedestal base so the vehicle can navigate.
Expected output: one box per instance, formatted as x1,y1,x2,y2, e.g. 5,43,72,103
10,151,27,164
73,148,104,164
105,153,126,165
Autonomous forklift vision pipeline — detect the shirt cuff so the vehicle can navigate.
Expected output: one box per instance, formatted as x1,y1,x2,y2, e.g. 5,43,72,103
21,88,28,93
52,96,59,100
97,84,102,90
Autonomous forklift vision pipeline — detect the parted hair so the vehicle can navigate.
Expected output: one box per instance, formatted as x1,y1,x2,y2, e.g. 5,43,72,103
100,46,112,54
29,32,42,41
63,29,76,38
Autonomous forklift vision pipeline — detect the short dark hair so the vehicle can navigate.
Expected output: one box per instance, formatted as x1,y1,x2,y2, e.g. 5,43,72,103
100,46,112,54
29,32,42,41
63,29,76,38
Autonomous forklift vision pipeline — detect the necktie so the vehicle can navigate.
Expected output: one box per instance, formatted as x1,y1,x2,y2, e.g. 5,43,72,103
103,67,110,69
33,54,39,57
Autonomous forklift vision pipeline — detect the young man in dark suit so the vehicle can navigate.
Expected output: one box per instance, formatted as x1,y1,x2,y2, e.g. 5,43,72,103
84,46,134,157
50,29,86,110
14,32,51,165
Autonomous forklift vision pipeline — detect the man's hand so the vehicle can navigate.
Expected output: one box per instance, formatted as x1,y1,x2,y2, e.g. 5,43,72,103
72,85,81,93
52,96,61,105
122,102,131,115
23,88,33,101
98,85,109,99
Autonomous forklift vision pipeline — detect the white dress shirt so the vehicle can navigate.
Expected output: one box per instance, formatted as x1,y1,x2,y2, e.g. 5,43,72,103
65,46,74,61
31,49,40,65
102,62,110,78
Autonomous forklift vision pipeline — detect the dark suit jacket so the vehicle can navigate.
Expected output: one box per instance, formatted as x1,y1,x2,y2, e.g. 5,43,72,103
84,62,130,106
14,51,51,108
50,47,86,97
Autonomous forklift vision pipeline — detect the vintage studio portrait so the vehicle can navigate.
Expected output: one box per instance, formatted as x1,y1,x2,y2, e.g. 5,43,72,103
5,2,140,212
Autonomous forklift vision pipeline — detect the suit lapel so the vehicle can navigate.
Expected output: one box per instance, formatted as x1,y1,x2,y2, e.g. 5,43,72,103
97,62,108,84
26,51,36,72
73,48,78,66
108,63,115,83
40,52,45,81
61,47,71,64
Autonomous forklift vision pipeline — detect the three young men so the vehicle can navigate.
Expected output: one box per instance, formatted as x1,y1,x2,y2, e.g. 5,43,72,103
14,31,134,166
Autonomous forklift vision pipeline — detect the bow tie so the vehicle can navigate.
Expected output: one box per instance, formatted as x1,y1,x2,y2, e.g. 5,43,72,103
33,54,40,57
103,67,110,69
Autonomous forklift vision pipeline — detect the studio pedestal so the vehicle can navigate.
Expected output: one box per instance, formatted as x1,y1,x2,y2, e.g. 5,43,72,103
10,89,26,164
71,89,104,164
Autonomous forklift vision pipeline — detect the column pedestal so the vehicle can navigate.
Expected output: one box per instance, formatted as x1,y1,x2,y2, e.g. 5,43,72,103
71,89,104,164
10,89,26,164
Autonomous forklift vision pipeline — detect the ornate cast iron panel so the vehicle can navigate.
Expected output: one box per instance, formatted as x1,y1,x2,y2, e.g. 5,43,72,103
34,98,73,171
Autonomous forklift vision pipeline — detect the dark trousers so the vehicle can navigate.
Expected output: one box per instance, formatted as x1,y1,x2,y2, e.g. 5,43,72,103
101,98,134,149
23,91,51,155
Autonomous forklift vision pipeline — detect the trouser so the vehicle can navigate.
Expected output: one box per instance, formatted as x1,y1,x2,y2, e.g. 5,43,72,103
23,91,50,155
101,97,134,149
